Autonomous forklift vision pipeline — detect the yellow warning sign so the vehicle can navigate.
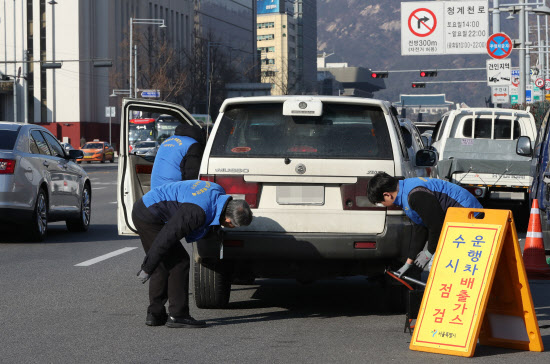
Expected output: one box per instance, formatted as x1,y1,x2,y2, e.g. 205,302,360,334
410,208,543,357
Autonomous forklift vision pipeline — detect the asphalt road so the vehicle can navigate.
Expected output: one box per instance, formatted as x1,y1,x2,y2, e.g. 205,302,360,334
0,162,549,363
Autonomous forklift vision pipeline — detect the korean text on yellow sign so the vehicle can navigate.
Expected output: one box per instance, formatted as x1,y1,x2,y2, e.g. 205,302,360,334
413,224,501,352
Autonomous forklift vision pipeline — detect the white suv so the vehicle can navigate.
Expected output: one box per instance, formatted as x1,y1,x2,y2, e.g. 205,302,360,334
194,96,436,308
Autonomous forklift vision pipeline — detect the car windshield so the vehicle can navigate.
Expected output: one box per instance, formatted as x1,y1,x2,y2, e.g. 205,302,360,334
0,130,18,150
210,102,393,159
83,143,103,149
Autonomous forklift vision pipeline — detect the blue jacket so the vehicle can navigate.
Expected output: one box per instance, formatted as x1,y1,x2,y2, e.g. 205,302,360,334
140,180,231,273
143,180,231,242
150,135,200,189
394,177,483,227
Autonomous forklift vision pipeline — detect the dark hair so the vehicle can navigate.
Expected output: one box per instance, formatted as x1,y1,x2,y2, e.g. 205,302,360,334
367,172,399,204
225,200,253,227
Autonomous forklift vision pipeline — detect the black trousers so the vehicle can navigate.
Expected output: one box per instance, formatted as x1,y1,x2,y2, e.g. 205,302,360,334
132,201,190,317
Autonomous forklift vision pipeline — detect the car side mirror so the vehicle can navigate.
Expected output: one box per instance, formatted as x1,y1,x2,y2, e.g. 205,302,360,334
516,136,532,156
416,149,437,167
68,149,84,160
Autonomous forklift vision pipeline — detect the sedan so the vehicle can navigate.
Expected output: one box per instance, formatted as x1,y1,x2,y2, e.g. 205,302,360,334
0,122,91,241
132,140,158,157
77,141,115,163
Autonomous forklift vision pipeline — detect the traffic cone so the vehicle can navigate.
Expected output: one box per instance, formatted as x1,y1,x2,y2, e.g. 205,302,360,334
523,199,550,280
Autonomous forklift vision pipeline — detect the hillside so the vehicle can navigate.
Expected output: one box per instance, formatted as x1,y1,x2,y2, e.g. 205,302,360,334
317,0,529,107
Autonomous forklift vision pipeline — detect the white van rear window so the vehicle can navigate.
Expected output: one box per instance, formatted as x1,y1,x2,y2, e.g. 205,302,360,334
210,103,394,159
461,117,521,140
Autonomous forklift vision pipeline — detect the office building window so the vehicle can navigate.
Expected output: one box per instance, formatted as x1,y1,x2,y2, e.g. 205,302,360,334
258,46,275,53
261,59,275,65
261,71,276,77
257,34,274,41
258,22,274,29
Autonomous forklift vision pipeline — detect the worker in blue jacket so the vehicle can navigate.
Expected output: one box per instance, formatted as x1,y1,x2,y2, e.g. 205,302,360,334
367,173,482,278
132,180,253,328
150,123,206,189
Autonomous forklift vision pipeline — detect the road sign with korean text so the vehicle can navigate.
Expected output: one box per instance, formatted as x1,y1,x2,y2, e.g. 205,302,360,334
491,86,509,104
410,208,543,357
141,90,160,98
486,59,511,86
105,106,115,118
486,32,513,59
401,1,488,56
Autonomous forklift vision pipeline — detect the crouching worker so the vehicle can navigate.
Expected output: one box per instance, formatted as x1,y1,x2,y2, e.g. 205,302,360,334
132,180,253,328
367,173,482,278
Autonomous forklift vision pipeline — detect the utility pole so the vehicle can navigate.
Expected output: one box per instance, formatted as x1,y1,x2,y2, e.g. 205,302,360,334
13,0,17,122
519,0,526,104
22,2,26,123
24,50,28,123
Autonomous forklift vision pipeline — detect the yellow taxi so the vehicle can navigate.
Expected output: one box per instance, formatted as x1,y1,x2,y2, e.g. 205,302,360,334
77,140,115,163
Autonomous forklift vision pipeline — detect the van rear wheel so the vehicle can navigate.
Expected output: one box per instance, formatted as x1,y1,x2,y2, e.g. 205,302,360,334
193,259,232,309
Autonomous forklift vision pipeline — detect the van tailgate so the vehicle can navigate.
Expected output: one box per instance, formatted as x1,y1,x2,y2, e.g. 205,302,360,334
205,157,394,234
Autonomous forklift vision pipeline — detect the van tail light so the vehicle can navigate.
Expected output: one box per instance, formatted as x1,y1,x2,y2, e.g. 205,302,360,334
136,164,153,174
340,176,404,211
200,175,260,208
0,159,16,174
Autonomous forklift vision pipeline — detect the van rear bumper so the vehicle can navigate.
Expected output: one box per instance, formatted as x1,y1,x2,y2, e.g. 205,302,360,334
194,215,412,262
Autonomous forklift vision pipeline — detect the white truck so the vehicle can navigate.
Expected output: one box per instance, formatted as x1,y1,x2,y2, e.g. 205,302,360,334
431,106,536,210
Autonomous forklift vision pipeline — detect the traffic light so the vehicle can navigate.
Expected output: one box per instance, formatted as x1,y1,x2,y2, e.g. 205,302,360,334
420,70,437,77
371,71,388,78
412,82,426,88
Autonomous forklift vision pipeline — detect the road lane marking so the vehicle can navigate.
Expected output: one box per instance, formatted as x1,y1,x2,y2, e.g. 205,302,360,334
75,247,138,267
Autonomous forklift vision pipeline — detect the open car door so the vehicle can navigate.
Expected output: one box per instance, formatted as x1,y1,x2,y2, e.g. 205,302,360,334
117,98,202,235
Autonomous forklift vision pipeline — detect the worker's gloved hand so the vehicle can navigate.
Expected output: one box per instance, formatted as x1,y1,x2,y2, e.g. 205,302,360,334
395,262,411,278
137,269,150,284
414,250,433,269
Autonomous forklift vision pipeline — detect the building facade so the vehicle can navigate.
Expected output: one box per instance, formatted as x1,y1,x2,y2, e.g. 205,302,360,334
257,1,297,95
0,0,256,146
294,0,317,93
256,0,316,95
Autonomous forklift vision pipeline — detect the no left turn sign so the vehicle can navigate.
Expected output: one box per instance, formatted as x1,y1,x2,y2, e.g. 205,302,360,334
408,8,437,37
535,78,544,88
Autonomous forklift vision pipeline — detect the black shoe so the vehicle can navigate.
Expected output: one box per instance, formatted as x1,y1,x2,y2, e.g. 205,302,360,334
146,312,168,326
166,315,207,328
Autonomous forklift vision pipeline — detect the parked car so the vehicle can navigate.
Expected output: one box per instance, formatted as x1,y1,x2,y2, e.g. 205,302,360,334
61,142,75,153
77,141,115,163
132,140,158,157
398,118,431,176
0,122,91,241
431,106,536,212
529,107,550,251
116,96,437,310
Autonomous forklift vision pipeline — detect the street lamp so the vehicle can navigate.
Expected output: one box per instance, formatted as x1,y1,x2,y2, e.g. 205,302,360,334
49,0,57,122
110,89,130,97
129,18,166,98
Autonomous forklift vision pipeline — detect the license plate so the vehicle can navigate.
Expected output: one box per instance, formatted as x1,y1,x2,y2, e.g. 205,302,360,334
84,156,93,158
276,185,324,205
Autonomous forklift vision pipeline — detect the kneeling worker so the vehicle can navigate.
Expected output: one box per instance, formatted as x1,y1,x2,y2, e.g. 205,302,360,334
132,180,253,328
367,173,482,278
